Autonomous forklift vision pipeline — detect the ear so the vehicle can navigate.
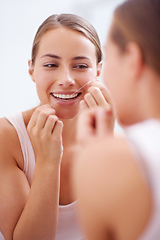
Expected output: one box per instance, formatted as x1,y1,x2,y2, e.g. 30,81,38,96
125,42,144,80
96,61,103,81
28,60,35,82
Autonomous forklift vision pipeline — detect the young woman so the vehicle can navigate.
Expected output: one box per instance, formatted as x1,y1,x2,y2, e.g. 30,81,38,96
0,14,114,240
73,0,160,239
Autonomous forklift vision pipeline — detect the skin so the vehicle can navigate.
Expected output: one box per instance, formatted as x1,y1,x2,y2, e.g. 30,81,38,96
72,20,160,240
0,26,114,240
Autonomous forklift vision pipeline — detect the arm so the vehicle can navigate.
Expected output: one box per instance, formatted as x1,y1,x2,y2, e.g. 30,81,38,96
0,119,30,240
72,102,152,240
73,137,152,240
0,105,63,240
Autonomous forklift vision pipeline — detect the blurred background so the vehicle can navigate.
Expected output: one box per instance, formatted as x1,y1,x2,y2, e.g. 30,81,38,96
0,0,124,128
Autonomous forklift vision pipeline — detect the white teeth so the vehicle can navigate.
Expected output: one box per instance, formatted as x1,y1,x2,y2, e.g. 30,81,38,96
52,93,79,100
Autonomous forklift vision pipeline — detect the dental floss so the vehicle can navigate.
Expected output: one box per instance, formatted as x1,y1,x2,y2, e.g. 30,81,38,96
51,81,93,109
71,80,92,97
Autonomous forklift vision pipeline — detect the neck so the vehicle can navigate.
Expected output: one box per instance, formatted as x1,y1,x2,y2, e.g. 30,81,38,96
132,68,160,124
138,70,160,121
120,68,160,127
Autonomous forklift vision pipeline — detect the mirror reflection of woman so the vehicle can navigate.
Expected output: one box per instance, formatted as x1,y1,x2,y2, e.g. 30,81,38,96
0,14,114,240
73,0,160,239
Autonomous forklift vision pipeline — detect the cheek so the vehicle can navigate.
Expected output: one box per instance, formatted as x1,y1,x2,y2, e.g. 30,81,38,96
33,70,54,103
103,58,121,87
103,61,114,89
75,69,97,89
35,69,54,90
103,62,121,107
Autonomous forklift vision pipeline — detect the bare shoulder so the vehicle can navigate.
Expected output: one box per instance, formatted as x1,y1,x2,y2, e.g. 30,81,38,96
0,117,23,169
0,107,37,169
74,136,136,184
75,136,145,182
0,118,30,239
74,137,152,240
0,117,18,153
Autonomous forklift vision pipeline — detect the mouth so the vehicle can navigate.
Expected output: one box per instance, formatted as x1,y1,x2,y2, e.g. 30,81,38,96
51,92,82,101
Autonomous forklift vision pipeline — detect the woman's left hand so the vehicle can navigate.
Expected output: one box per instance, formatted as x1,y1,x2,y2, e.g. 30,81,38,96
80,81,113,112
77,81,116,145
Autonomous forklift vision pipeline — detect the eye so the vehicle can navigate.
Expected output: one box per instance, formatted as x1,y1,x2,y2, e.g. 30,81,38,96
44,63,58,68
74,64,88,70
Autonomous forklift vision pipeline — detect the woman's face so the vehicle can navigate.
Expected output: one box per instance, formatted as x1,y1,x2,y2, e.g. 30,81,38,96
29,27,101,119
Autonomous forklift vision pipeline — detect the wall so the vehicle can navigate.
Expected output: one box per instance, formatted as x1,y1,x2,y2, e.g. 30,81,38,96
0,0,124,131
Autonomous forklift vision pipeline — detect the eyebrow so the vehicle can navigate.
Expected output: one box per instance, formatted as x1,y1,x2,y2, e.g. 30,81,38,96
73,56,91,61
41,54,61,59
41,54,91,61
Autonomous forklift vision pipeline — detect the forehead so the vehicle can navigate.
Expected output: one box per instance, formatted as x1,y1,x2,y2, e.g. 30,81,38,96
37,27,96,59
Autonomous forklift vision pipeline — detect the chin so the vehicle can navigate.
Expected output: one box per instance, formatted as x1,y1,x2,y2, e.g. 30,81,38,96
56,109,80,120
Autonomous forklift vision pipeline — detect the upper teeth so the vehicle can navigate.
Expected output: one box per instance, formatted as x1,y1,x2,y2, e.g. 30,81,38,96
52,93,79,99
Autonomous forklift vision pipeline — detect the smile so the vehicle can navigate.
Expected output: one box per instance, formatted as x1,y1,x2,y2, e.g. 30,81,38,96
51,92,82,101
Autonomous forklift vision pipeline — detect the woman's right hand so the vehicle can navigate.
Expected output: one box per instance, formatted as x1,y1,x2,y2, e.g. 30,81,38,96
27,104,63,167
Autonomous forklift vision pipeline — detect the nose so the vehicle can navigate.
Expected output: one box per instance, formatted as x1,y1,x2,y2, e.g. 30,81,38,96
58,68,75,87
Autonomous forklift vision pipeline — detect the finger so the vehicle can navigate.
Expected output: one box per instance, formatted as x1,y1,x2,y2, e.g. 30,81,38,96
51,120,63,137
84,92,97,108
90,82,114,108
77,109,96,142
88,86,110,108
95,108,113,137
80,100,89,111
36,108,56,129
27,104,55,129
44,114,59,134
100,86,114,109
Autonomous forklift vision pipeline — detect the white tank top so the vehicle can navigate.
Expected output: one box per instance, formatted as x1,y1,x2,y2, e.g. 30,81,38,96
125,119,160,240
4,112,84,240
4,114,160,240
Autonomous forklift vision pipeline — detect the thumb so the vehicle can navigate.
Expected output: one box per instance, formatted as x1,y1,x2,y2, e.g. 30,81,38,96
95,107,114,137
